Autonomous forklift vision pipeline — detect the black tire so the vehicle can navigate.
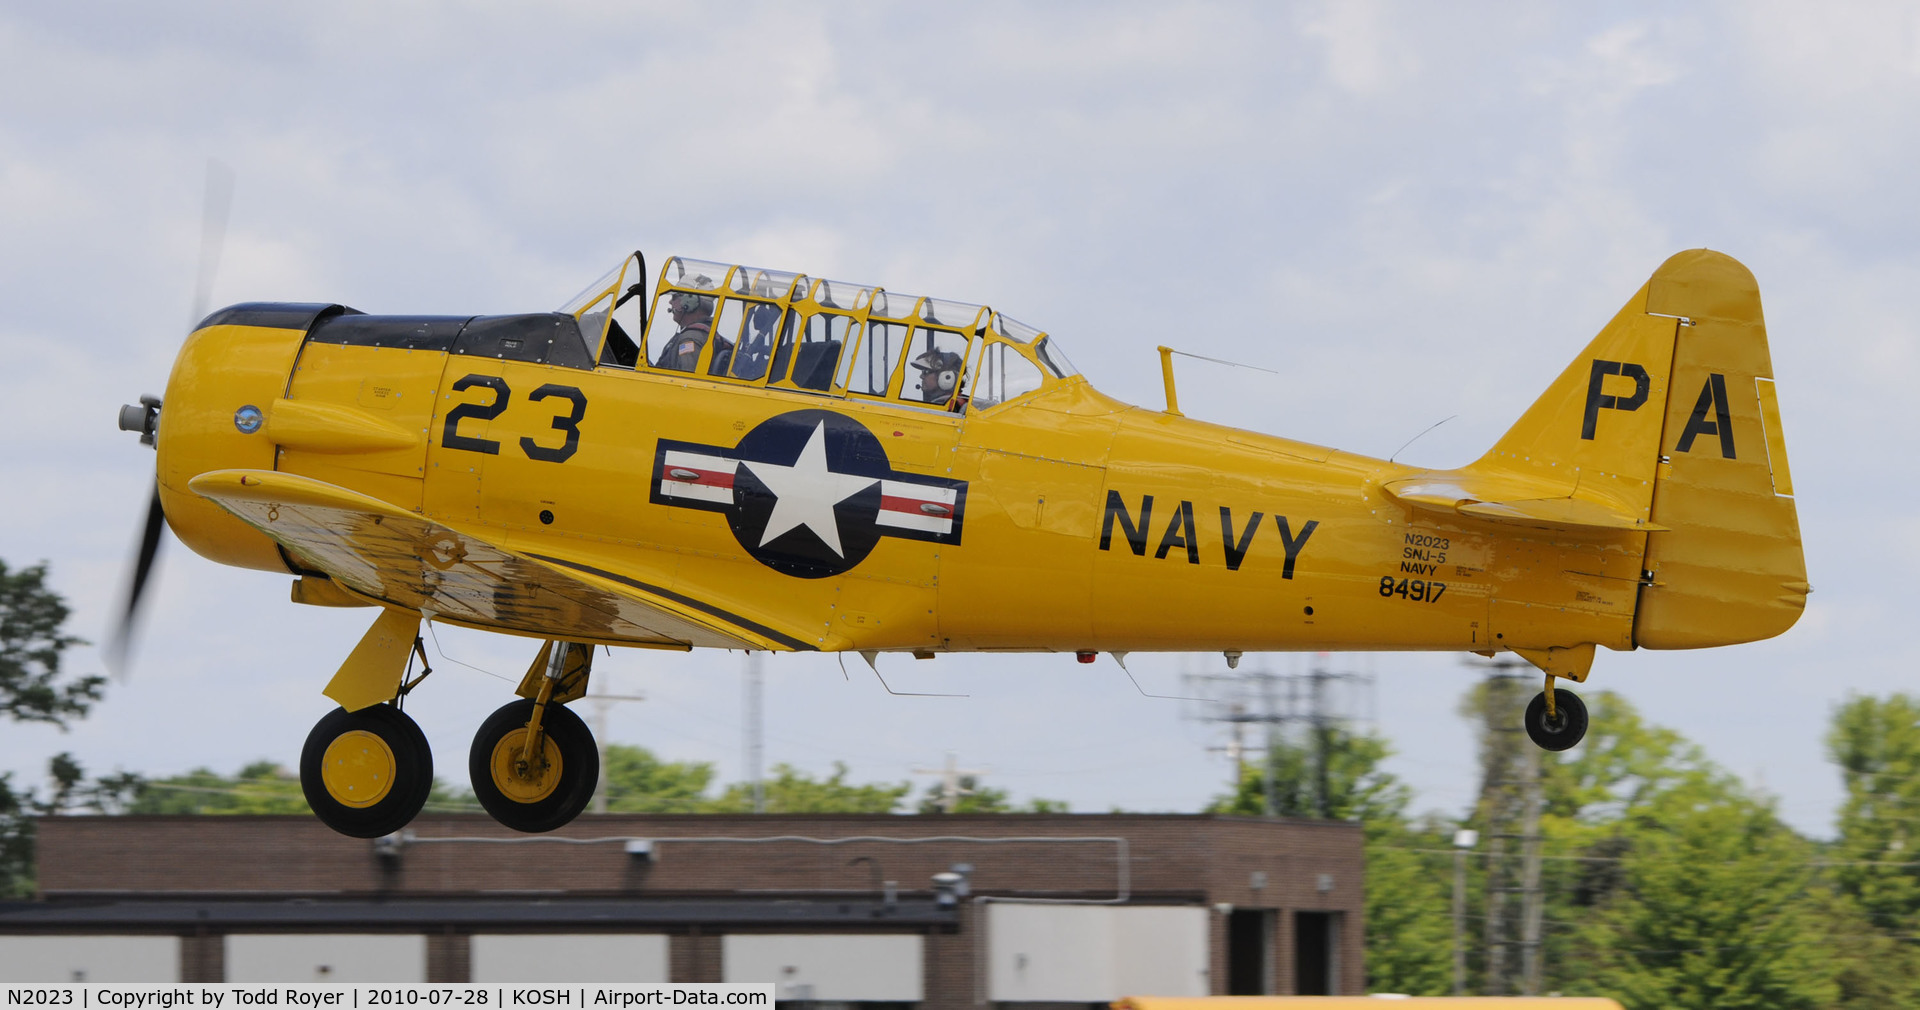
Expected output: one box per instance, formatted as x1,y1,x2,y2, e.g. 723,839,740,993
1524,688,1589,752
469,699,599,833
299,704,433,838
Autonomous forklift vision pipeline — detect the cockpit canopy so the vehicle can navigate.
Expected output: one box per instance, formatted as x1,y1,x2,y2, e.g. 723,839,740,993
561,253,1077,412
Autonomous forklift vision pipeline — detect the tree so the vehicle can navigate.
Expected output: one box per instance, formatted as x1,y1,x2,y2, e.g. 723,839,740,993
1209,726,1455,994
706,762,909,814
0,776,31,898
1828,694,1920,930
1508,692,1848,1006
0,752,143,897
1823,693,1920,1003
0,561,102,726
1209,725,1410,823
1563,791,1838,1009
115,761,476,815
1362,813,1460,996
599,744,716,813
914,775,1067,814
126,762,311,815
0,562,103,896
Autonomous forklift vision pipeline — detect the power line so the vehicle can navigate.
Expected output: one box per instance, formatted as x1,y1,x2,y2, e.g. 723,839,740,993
911,751,988,812
1184,656,1374,819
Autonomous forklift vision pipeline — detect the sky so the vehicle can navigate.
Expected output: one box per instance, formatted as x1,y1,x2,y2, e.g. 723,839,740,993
2,1,1917,837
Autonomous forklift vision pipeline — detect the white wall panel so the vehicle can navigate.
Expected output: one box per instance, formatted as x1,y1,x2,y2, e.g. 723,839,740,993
1112,906,1211,997
226,934,425,982
722,934,922,1001
987,903,1208,1001
0,936,178,982
471,934,669,982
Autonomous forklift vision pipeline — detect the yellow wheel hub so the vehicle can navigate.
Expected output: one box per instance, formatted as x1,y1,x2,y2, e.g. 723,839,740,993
490,729,563,803
321,730,396,809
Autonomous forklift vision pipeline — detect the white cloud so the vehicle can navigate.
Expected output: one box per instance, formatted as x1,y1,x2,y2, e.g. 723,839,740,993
1303,0,1419,96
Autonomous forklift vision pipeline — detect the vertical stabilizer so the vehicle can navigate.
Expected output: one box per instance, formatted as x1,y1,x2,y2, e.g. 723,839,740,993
1471,274,1681,526
1632,250,1807,648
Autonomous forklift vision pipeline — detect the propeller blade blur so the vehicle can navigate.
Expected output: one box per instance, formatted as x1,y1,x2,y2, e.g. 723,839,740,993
189,158,234,328
105,477,167,680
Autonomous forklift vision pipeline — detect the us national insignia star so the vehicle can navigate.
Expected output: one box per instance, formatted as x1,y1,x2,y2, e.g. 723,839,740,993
650,409,968,578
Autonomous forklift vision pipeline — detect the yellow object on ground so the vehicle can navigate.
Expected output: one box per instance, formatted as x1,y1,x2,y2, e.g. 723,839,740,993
1113,1000,1624,1010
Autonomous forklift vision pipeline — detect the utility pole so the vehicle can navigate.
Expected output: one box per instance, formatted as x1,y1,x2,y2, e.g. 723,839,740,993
911,751,987,812
1259,670,1281,816
1470,656,1545,995
1452,828,1478,996
1311,666,1333,819
1186,657,1373,819
1204,702,1248,795
586,690,647,814
1519,744,1545,994
743,652,765,813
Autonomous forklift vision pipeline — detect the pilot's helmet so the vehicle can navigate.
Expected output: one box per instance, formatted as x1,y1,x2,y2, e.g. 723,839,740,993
911,348,966,395
669,275,716,319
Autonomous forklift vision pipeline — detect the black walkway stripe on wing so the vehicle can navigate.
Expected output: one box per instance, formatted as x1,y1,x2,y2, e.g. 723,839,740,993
526,553,818,652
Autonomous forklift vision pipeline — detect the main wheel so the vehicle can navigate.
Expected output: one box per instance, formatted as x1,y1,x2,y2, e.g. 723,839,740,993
1524,688,1589,752
300,704,434,838
469,699,599,833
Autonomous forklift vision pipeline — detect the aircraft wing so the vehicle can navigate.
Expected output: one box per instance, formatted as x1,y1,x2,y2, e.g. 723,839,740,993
1381,474,1668,533
188,469,815,651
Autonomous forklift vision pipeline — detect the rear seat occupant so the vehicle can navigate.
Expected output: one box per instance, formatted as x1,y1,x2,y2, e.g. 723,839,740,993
913,348,968,412
656,280,719,372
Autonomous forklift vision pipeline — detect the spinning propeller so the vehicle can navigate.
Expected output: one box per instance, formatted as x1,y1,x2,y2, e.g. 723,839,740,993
108,161,234,677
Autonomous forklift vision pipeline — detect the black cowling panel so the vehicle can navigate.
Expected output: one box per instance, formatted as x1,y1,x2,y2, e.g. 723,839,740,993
275,307,596,369
453,313,593,369
197,302,361,333
307,314,472,352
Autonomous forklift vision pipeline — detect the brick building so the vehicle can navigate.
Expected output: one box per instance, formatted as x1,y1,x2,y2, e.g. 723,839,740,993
0,813,1364,1002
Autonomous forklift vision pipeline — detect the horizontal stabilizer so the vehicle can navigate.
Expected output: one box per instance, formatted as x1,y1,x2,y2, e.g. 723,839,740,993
1382,475,1667,534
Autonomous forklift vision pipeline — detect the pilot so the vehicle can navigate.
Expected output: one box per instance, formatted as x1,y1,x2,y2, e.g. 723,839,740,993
911,348,968,412
655,280,717,372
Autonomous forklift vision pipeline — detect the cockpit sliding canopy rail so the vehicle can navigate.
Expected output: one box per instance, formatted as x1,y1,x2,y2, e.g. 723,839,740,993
560,251,1078,412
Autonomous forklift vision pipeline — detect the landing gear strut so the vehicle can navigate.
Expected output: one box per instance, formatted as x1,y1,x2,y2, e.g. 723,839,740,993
299,704,434,838
1524,680,1589,752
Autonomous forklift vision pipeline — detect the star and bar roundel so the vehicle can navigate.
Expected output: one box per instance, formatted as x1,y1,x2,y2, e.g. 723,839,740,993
650,409,968,579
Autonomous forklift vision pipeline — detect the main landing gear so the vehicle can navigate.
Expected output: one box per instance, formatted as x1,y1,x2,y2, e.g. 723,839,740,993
296,620,601,838
470,699,599,833
300,704,435,838
468,640,600,832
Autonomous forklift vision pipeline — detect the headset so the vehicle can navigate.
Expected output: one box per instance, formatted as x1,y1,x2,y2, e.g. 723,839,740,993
916,349,962,396
669,291,713,317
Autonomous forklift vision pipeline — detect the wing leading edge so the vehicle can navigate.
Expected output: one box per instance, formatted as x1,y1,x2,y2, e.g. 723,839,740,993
188,469,816,651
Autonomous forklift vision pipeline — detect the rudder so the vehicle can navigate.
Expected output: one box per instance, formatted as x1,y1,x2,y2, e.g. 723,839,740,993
1632,249,1807,648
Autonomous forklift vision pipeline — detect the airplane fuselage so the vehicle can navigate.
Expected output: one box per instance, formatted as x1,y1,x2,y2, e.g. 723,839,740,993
156,304,1642,659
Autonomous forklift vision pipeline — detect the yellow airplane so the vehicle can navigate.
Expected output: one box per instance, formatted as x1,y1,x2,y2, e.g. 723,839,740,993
114,248,1805,837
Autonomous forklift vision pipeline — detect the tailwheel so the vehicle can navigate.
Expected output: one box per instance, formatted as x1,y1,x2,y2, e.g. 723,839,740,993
469,699,599,833
1524,687,1589,752
300,704,434,838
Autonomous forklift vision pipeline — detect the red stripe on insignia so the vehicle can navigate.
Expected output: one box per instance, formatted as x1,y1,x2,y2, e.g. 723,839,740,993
666,467,735,489
880,494,948,516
